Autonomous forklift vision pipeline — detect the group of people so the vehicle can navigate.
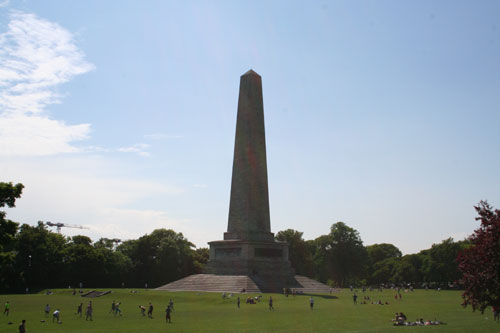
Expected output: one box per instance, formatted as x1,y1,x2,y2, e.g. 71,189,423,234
43,304,62,323
283,288,301,297
392,314,445,326
40,300,94,324
138,302,154,318
240,295,315,311
109,300,122,316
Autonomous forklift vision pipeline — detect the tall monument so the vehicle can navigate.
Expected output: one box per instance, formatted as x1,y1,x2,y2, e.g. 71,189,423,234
157,70,331,293
206,70,294,290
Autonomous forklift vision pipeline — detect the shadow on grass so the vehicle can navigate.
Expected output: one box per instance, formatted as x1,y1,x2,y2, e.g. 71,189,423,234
295,293,338,299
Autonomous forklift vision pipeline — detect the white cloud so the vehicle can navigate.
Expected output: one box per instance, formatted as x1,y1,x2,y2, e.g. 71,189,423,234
117,143,150,156
3,156,188,242
0,1,9,8
0,11,94,156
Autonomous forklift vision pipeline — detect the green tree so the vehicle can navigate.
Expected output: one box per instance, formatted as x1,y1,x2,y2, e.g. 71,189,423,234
192,248,209,273
392,254,423,284
0,182,24,292
366,243,402,265
63,235,105,287
309,222,368,286
371,257,399,285
275,229,314,276
15,222,68,289
117,229,196,287
420,238,468,284
329,222,368,286
0,182,24,209
308,235,333,283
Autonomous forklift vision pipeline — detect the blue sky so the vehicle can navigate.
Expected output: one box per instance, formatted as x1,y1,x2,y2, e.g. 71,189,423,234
1,0,499,254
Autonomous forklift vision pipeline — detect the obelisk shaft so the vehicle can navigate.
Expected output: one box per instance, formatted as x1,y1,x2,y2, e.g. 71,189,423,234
224,70,273,241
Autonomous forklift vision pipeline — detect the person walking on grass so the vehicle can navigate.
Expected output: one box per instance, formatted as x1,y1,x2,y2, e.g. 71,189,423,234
237,297,240,309
169,299,174,312
86,301,93,321
44,304,50,317
309,297,314,310
165,305,172,323
148,303,153,318
353,293,358,304
18,319,26,333
115,302,122,316
4,301,10,316
75,303,83,317
269,296,274,311
109,300,115,314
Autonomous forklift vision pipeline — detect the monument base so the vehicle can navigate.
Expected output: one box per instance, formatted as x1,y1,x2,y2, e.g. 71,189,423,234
205,239,295,291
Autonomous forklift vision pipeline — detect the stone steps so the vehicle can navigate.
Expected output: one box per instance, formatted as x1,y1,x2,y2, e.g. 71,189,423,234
155,274,260,293
155,274,332,294
292,275,332,294
81,290,112,298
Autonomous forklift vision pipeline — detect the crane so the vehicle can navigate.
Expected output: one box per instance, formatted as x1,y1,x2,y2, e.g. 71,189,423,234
46,221,89,234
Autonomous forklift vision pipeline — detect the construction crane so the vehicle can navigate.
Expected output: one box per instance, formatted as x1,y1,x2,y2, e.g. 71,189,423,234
46,221,89,234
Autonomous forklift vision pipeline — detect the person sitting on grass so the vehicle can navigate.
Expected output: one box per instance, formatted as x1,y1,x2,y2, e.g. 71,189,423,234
246,297,255,304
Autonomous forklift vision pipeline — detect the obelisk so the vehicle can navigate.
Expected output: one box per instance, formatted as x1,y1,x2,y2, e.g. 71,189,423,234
206,70,294,289
224,69,274,242
158,70,331,293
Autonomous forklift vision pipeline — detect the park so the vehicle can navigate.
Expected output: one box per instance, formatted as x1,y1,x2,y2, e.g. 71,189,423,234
1,2,500,332
2,288,499,332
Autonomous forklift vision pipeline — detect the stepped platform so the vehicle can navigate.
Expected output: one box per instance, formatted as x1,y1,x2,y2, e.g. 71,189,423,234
156,274,332,294
156,274,260,293
292,275,332,294
81,290,111,298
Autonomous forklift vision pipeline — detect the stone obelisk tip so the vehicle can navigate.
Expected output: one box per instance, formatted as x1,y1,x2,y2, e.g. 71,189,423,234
242,69,261,77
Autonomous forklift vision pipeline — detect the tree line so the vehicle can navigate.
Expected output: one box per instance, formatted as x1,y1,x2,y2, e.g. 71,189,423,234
0,182,490,297
0,182,209,292
276,223,469,288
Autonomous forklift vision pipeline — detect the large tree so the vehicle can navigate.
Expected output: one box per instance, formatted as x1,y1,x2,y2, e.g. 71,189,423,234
15,222,68,289
0,182,24,292
275,229,314,276
420,238,468,284
458,201,500,313
329,222,368,286
366,243,402,265
309,222,368,286
117,229,196,287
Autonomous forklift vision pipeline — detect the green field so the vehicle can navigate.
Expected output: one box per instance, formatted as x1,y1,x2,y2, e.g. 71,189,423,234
1,288,498,332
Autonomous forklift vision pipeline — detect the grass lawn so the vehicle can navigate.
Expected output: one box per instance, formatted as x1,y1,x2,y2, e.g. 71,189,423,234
1,288,498,332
